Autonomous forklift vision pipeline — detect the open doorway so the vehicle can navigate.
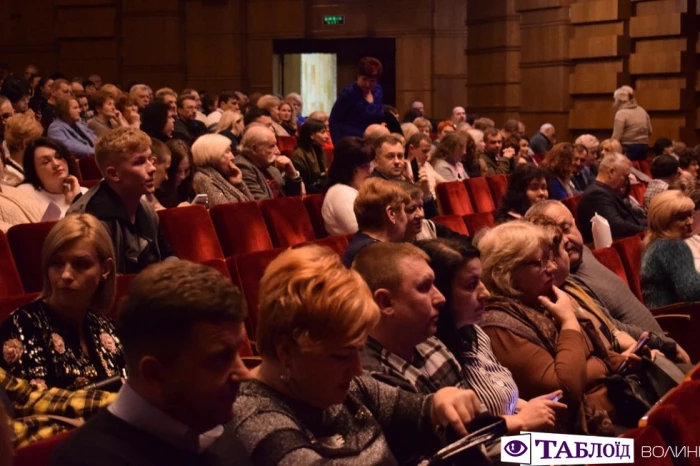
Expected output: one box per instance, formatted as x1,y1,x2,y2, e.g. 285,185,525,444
273,38,396,114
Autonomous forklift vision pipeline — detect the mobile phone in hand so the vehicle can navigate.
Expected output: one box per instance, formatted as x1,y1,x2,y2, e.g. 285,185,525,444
193,194,208,206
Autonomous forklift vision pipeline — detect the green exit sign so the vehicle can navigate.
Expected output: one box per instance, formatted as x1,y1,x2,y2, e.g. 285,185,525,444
323,15,345,26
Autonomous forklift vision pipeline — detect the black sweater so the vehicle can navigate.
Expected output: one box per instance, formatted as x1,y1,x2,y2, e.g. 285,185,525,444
50,409,252,466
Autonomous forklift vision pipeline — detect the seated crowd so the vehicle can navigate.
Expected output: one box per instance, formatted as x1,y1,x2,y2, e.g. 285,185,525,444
0,58,698,465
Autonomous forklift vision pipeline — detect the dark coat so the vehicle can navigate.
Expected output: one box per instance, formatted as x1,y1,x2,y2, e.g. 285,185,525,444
577,180,647,243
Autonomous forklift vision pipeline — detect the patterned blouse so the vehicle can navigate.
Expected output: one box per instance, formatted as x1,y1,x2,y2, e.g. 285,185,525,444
0,300,124,390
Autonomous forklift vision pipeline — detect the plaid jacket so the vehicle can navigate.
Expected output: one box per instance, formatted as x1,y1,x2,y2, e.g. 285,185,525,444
361,336,468,394
1,367,116,447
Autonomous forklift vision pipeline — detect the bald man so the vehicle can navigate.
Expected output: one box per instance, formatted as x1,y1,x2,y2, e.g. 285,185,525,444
450,106,466,126
530,123,555,155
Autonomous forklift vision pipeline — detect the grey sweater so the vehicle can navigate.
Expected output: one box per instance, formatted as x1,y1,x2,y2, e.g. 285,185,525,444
231,376,438,466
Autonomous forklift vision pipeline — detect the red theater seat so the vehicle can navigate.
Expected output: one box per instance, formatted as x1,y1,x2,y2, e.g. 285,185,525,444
630,183,646,206
432,215,469,236
436,181,475,216
14,430,72,466
0,230,24,299
464,178,496,213
295,235,349,257
485,175,508,209
647,381,700,458
303,194,327,238
260,197,316,248
0,293,39,325
463,212,495,236
210,201,273,256
78,156,101,181
157,205,224,262
612,236,645,304
229,248,284,337
561,194,582,229
276,136,297,156
107,274,137,319
598,426,672,466
638,159,652,178
7,221,57,293
592,247,629,285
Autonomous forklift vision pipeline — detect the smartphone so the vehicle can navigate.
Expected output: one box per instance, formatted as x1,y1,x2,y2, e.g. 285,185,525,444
192,194,208,206
550,394,560,402
617,332,649,373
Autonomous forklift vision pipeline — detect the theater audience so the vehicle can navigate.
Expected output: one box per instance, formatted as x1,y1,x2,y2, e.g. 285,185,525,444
435,120,454,142
400,182,461,242
494,164,548,223
525,200,685,361
401,122,419,142
530,123,555,156
256,94,288,137
307,110,333,150
405,132,444,197
431,131,469,181
291,119,329,194
41,79,71,129
285,92,305,125
215,110,244,149
321,137,372,236
140,101,174,142
450,106,466,127
573,138,598,188
0,214,124,390
129,84,151,111
417,238,566,431
0,96,13,143
115,94,141,129
644,155,680,208
0,76,30,114
180,88,207,124
68,127,175,274
28,77,52,115
75,91,91,123
0,156,46,231
480,128,515,175
235,124,301,200
679,149,699,180
541,142,582,200
144,139,171,211
473,118,495,132
343,178,410,267
478,221,632,434
329,57,386,142
278,100,297,136
242,107,273,130
370,134,407,181
641,191,700,309
192,134,251,206
173,94,206,144
577,152,647,243
154,139,195,208
413,117,432,135
17,138,86,217
611,85,652,161
47,97,97,158
231,245,482,465
87,91,123,137
3,111,44,185
53,260,253,465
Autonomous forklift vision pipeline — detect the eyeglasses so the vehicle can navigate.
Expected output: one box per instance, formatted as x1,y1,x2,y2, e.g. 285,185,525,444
520,254,555,272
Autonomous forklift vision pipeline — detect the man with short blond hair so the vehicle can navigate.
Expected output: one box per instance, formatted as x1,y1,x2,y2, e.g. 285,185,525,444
68,127,175,274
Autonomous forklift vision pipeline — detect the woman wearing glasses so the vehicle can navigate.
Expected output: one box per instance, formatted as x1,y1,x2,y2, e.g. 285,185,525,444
477,221,635,435
215,110,245,151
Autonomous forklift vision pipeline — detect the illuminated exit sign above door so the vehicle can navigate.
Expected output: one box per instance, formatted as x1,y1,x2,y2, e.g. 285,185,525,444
323,15,345,26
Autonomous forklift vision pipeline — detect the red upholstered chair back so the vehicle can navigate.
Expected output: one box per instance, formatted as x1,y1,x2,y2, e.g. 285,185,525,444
463,212,496,236
157,205,224,262
689,363,700,381
647,381,700,452
599,426,672,466
432,215,469,236
464,178,496,213
78,156,102,181
0,230,24,299
7,221,57,293
591,247,629,285
229,247,284,337
485,175,508,209
276,136,297,156
630,183,647,205
14,430,72,466
80,179,101,190
295,235,350,257
260,197,316,248
561,194,583,230
612,236,645,304
0,293,39,325
303,194,327,238
638,160,652,178
436,181,475,216
210,201,273,256
107,274,138,319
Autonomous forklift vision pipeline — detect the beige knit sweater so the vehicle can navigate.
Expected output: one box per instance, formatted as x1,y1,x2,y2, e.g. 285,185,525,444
0,184,46,232
612,102,652,145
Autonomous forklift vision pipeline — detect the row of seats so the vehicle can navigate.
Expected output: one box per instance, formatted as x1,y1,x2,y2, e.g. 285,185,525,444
435,176,508,216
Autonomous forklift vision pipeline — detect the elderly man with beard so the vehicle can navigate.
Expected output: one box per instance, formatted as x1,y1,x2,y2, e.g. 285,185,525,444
525,200,690,363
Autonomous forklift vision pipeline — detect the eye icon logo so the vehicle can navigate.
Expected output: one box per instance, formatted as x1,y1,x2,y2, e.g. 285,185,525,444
504,440,528,457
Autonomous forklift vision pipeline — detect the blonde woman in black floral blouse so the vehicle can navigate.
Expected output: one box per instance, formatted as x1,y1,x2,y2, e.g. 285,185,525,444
0,214,124,390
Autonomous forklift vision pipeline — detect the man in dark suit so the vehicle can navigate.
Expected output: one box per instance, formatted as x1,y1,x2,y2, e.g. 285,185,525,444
577,152,647,243
234,124,301,200
172,94,207,145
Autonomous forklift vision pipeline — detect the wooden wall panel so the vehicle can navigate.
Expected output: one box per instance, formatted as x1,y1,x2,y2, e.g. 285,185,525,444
56,7,116,38
570,61,626,94
432,0,467,118
571,0,630,24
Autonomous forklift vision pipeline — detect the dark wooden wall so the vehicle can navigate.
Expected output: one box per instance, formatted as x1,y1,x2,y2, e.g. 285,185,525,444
0,0,697,144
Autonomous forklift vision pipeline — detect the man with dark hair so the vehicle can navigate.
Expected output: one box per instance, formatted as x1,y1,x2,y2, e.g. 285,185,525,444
644,154,680,208
653,137,675,157
0,76,30,113
173,94,207,144
41,79,71,129
501,119,521,140
480,127,515,175
243,106,273,130
571,144,594,192
52,260,253,465
205,91,240,130
679,150,700,179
